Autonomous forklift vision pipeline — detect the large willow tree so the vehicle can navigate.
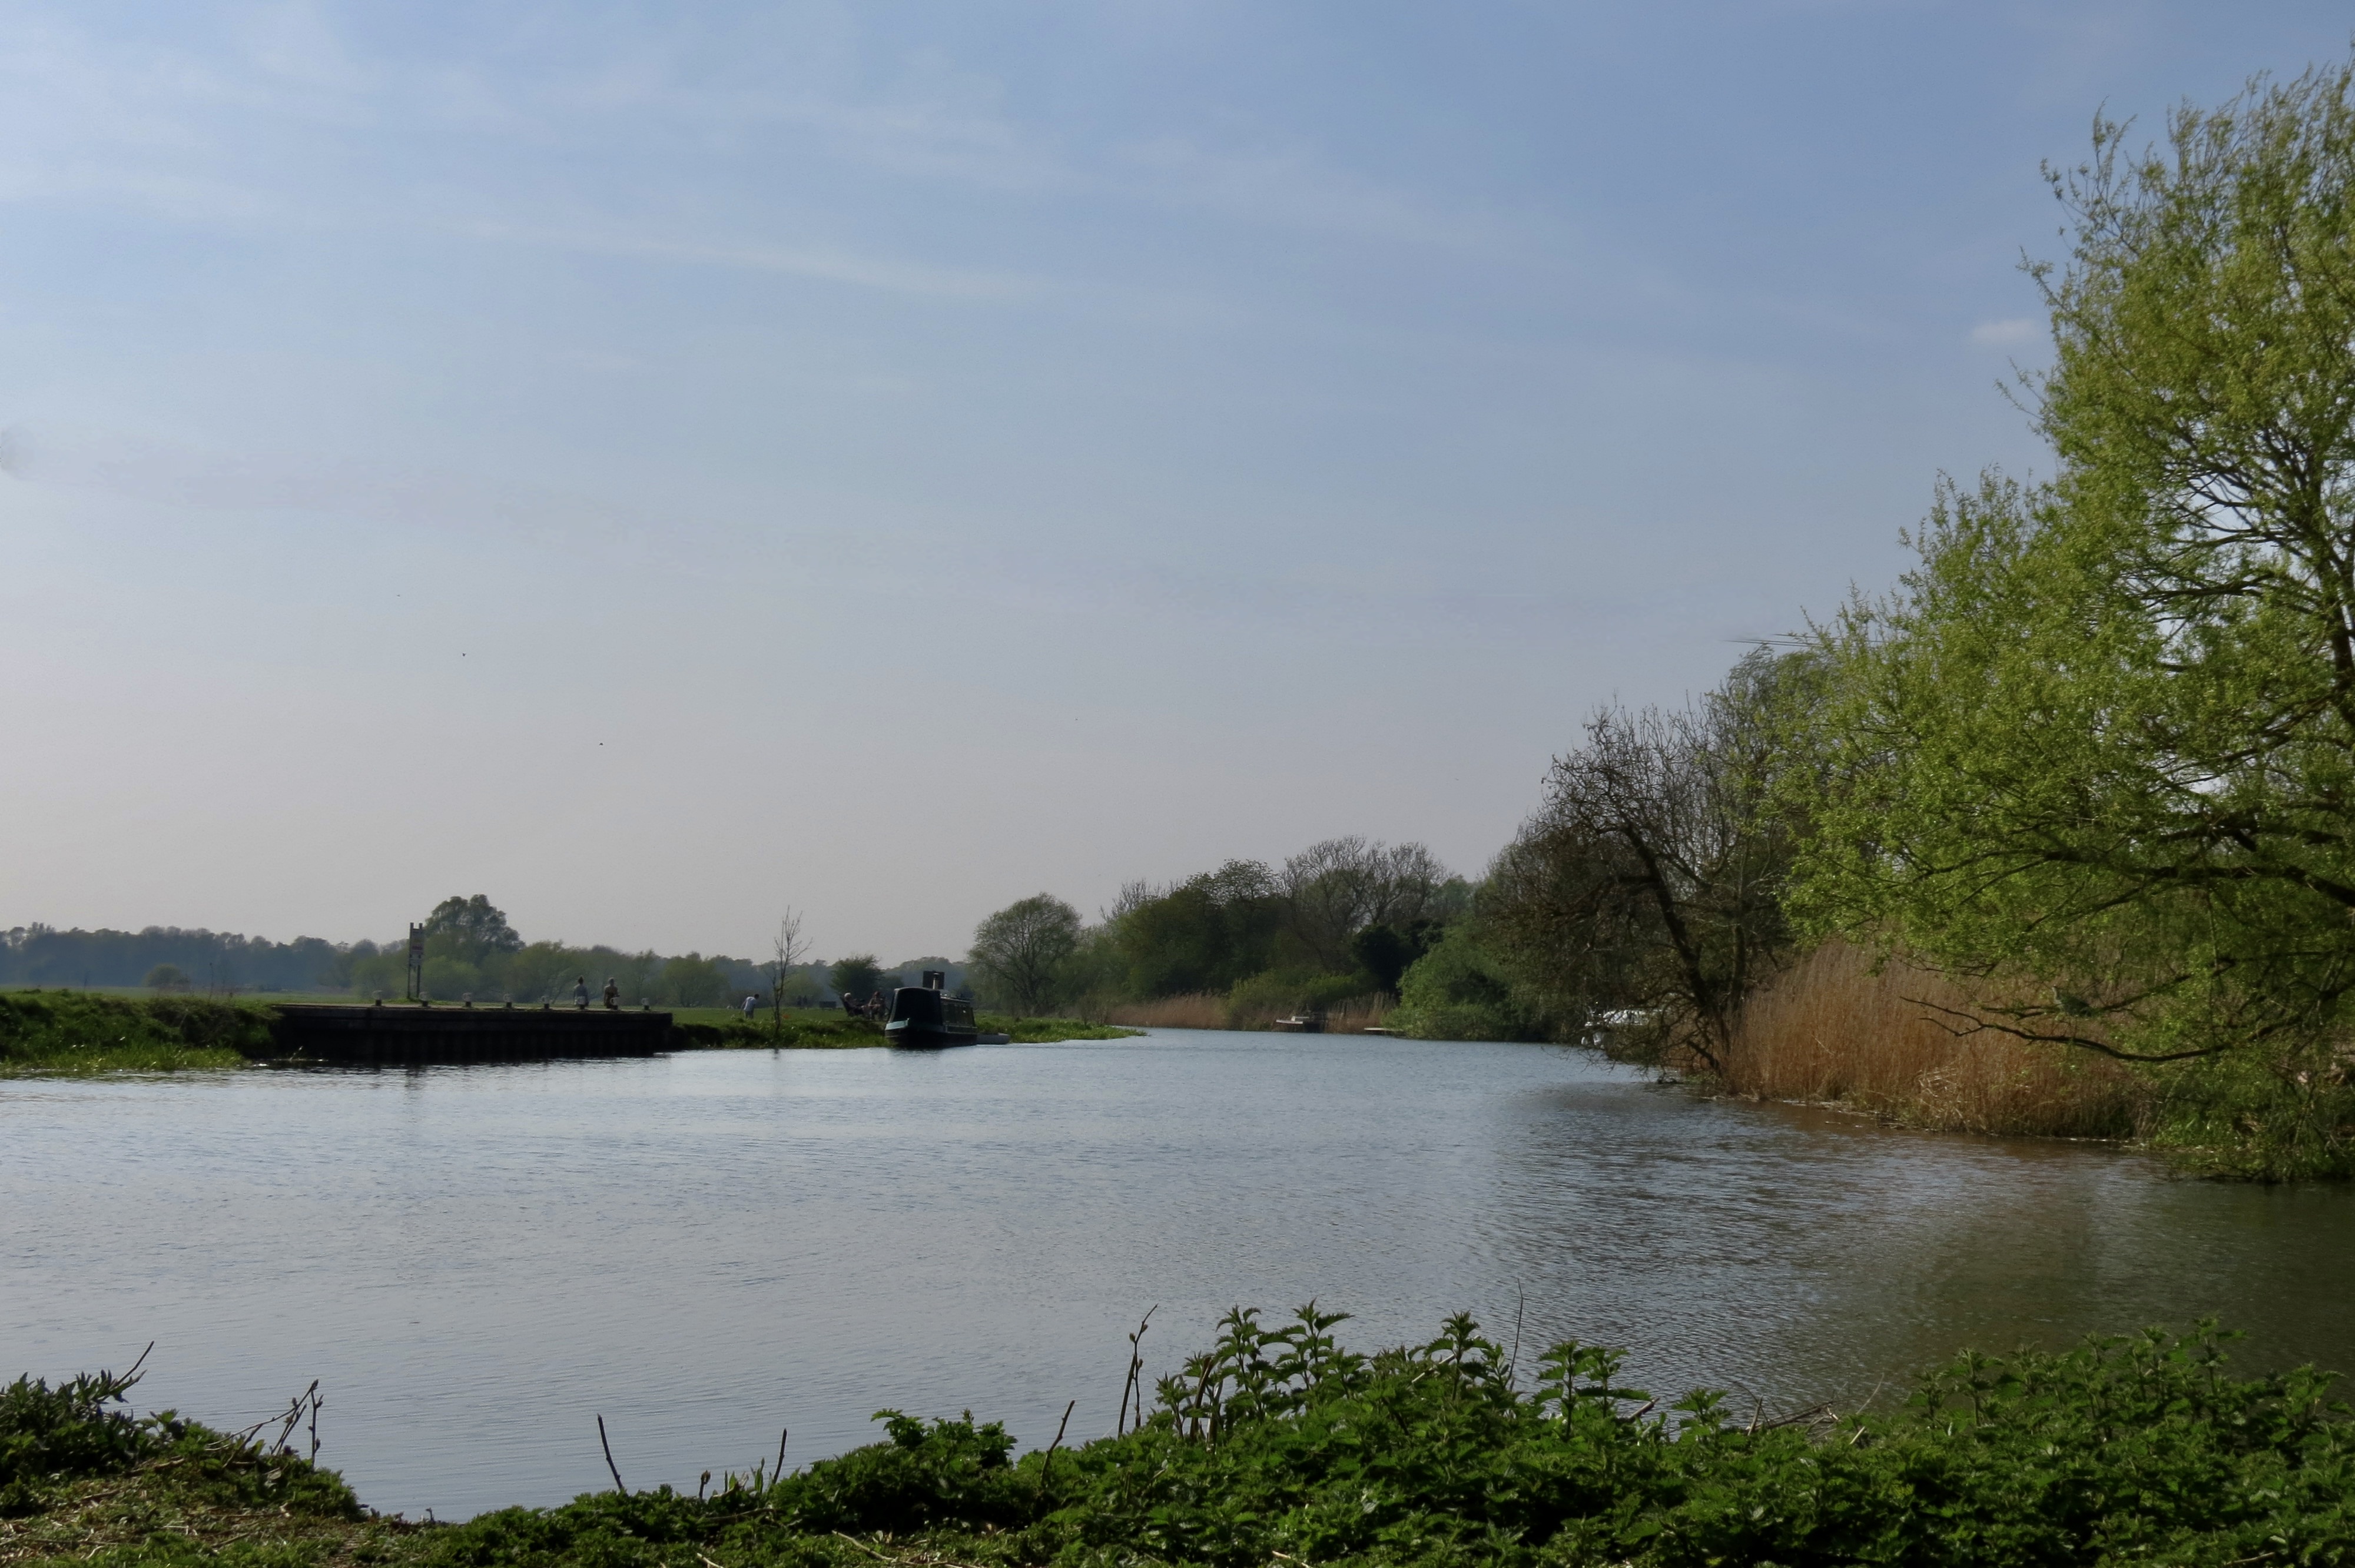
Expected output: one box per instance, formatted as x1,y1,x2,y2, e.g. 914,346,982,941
1798,59,2355,1072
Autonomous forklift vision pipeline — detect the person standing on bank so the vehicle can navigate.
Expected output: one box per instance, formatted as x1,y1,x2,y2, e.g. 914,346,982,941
573,976,589,1009
602,977,621,1010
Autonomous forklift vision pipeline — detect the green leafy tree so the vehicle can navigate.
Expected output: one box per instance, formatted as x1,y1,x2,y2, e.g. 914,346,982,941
1798,59,2355,1091
420,955,485,1001
969,895,1083,1015
421,895,524,970
142,964,189,994
502,941,580,1004
1116,861,1282,996
659,954,731,1007
830,955,885,1009
1387,924,1530,1041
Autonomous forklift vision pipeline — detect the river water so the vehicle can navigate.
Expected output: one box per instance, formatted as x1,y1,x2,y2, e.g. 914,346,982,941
5,1031,2351,1519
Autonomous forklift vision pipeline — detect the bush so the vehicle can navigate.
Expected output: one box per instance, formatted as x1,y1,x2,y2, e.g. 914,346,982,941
2147,1052,2355,1181
1387,925,1533,1041
0,1364,155,1514
0,991,277,1072
410,1308,2355,1568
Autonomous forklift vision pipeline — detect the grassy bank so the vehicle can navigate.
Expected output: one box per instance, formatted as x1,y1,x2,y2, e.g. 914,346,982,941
0,991,278,1076
0,995,1139,1074
1713,943,2355,1179
8,1308,2351,1567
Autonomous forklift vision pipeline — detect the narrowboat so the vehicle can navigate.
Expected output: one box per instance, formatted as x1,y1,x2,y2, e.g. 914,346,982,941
884,971,979,1049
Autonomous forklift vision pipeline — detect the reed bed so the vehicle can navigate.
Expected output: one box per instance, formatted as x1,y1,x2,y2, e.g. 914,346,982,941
1316,996,1392,1036
1102,992,1393,1034
1104,992,1231,1029
1717,941,2144,1139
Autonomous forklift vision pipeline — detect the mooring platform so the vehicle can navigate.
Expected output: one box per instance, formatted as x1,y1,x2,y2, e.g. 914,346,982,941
270,1004,676,1066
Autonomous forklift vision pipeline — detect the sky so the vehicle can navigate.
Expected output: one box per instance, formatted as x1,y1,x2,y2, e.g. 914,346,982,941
2,2,2349,963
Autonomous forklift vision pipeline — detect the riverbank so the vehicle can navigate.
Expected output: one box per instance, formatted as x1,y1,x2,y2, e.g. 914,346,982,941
0,991,274,1075
8,1309,2349,1567
1102,991,1390,1034
1709,942,2355,1180
673,1011,1139,1047
0,992,1137,1074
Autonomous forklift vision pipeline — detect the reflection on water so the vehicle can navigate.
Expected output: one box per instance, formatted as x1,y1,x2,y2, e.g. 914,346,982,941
3,1032,2349,1519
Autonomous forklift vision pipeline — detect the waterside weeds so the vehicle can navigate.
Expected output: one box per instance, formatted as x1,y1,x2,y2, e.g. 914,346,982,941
6,1308,2351,1566
0,991,276,1076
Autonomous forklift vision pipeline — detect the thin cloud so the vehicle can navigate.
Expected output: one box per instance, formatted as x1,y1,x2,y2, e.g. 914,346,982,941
0,424,662,550
459,220,1036,302
1972,317,2039,345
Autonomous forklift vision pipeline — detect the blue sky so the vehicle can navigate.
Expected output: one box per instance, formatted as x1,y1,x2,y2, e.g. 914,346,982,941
2,2,2347,962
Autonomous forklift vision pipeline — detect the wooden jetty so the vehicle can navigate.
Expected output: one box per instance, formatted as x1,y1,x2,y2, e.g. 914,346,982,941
270,1003,675,1067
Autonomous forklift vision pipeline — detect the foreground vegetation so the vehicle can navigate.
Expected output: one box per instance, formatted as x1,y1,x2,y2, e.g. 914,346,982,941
8,1308,2352,1567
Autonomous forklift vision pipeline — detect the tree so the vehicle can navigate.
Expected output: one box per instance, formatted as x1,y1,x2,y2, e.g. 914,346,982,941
1798,59,2355,1072
829,954,885,1009
422,895,523,969
1348,920,1445,995
970,894,1083,1015
1485,650,1813,1067
768,911,810,1032
1387,924,1529,1042
659,954,730,1007
144,963,189,994
1116,861,1281,996
1279,839,1450,971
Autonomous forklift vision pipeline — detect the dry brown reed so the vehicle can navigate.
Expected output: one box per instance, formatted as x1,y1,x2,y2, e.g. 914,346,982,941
1102,991,1395,1035
1104,992,1230,1029
1312,996,1392,1036
1717,941,2144,1138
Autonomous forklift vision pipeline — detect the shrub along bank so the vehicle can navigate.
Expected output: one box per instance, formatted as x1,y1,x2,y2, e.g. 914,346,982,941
0,991,278,1075
5,1308,2351,1567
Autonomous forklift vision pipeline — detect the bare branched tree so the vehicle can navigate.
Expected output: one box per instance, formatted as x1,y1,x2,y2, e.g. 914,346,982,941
1279,838,1450,971
767,909,808,1037
1484,652,1814,1069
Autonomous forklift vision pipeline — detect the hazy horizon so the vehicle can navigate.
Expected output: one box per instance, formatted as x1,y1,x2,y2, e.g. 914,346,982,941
5,3,2349,960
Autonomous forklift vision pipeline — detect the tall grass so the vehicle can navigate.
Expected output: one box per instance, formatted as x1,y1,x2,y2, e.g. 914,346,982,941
1716,941,2144,1138
1102,991,1392,1033
1104,992,1230,1029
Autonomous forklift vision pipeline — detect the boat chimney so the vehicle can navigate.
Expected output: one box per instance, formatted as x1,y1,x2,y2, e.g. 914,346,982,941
923,969,945,991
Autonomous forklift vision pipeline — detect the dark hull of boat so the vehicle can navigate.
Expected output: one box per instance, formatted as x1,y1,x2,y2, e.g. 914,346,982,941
885,1019,979,1049
884,985,980,1049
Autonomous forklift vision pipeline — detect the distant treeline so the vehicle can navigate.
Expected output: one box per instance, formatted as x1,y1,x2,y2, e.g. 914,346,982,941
0,926,342,994
0,908,964,1011
956,838,1505,1034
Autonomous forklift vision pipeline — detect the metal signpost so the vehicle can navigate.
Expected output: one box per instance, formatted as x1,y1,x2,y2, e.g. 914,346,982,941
406,923,424,1002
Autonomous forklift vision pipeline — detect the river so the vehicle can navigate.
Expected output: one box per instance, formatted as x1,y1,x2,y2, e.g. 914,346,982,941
5,1031,2351,1519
